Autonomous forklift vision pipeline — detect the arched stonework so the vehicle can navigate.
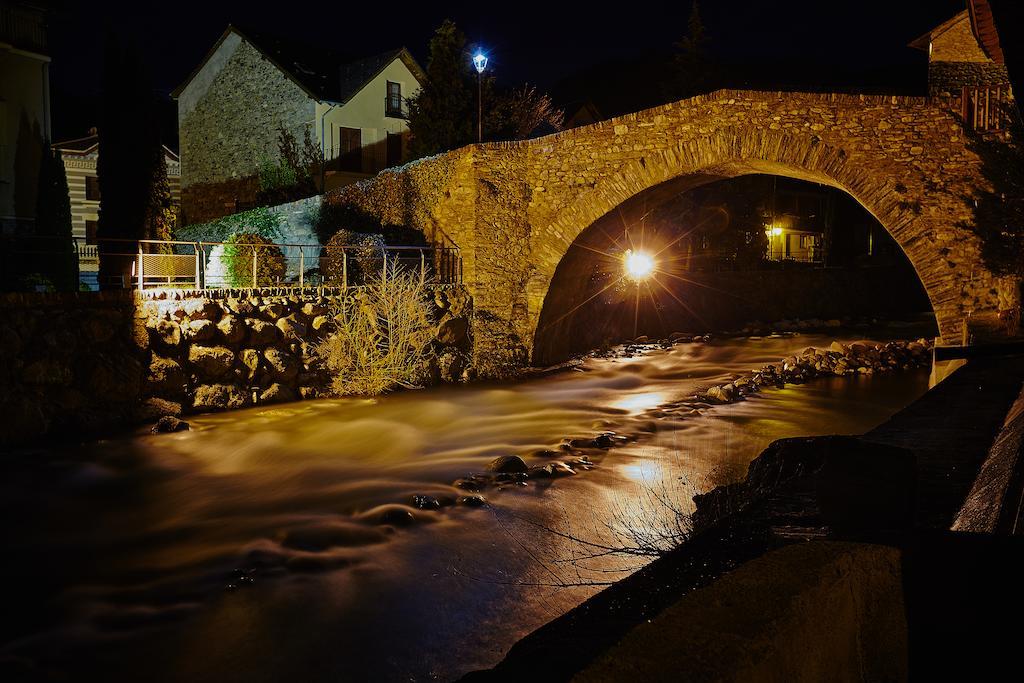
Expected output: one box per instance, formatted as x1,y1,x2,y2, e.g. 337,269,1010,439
323,90,1010,377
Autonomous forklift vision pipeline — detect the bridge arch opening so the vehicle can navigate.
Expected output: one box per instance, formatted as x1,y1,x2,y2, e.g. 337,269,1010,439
533,169,936,365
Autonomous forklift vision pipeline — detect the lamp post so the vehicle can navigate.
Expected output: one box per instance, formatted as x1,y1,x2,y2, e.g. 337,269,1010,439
473,51,488,143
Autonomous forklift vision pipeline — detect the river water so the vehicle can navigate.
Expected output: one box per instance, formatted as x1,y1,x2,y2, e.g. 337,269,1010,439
0,331,930,682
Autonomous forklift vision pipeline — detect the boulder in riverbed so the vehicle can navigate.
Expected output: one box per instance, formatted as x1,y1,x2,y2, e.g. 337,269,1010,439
152,415,190,433
488,455,529,473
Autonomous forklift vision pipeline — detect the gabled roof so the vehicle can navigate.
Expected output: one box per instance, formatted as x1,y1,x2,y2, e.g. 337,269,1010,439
908,10,970,51
52,133,99,154
986,0,1023,97
170,25,425,104
53,132,179,161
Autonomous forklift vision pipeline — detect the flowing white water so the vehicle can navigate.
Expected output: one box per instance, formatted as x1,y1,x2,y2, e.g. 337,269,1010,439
0,332,930,682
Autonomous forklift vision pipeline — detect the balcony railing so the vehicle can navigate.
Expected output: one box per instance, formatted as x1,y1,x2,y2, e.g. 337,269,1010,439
385,96,406,119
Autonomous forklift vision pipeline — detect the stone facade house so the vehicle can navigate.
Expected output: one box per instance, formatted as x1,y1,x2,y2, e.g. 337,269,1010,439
52,130,181,290
909,2,1012,129
172,25,425,225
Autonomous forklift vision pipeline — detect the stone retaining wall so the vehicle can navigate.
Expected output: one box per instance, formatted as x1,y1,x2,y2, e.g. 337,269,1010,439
0,291,146,445
0,286,473,446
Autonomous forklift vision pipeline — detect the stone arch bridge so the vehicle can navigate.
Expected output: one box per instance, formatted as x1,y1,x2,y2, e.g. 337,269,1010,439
323,89,1012,376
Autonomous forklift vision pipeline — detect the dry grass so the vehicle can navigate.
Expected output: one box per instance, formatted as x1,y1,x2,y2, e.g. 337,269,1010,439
316,265,435,396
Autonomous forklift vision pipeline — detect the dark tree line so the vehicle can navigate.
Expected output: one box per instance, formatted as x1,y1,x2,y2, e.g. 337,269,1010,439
406,19,564,158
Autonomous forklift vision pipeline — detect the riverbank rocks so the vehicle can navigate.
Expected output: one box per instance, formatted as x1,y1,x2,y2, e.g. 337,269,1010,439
148,356,186,395
193,383,249,411
189,345,235,378
436,315,469,346
153,415,190,433
276,314,307,340
489,455,529,473
263,347,299,382
697,338,934,408
217,315,246,344
247,319,281,347
150,319,182,349
259,383,296,404
184,319,217,342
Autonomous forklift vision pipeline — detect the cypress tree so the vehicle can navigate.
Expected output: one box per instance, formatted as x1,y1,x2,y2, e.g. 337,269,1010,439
145,151,175,243
33,140,77,290
406,20,476,157
669,1,717,99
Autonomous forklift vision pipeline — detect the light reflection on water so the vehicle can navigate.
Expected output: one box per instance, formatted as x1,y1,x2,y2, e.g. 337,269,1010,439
0,333,930,682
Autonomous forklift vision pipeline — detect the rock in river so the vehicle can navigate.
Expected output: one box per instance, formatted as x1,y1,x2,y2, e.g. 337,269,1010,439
488,455,528,473
152,416,190,433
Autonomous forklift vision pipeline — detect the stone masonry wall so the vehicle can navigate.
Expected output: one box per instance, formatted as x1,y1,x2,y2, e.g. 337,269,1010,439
0,291,148,446
930,14,991,63
0,286,473,446
928,62,1011,97
179,37,315,223
139,286,473,416
317,89,1014,377
181,176,261,226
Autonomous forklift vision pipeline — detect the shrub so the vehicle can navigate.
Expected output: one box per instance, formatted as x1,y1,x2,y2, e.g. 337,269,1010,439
322,229,386,287
222,233,286,287
316,268,434,396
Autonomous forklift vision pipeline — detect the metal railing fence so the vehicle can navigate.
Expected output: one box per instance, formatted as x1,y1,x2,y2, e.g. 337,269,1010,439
1,235,462,291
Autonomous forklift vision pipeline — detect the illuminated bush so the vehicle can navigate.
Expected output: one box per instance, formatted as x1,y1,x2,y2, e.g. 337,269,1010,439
222,232,286,287
321,229,386,287
316,268,434,396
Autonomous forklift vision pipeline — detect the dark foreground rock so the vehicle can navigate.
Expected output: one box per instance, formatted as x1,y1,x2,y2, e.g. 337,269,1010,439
152,416,190,433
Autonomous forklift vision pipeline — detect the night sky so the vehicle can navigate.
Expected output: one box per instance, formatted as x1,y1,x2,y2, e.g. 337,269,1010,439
43,0,967,142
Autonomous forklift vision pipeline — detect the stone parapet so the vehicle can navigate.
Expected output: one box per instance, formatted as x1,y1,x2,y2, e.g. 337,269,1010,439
313,88,1013,375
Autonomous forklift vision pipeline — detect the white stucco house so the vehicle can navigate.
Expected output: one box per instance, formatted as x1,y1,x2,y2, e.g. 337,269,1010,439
171,25,425,223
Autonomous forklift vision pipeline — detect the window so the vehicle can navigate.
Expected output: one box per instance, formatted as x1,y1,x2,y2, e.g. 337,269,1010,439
385,81,403,117
386,132,403,167
85,220,98,245
85,175,101,201
338,127,362,172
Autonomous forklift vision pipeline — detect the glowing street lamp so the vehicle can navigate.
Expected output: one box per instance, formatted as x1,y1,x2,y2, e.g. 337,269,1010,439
473,51,488,143
624,249,655,281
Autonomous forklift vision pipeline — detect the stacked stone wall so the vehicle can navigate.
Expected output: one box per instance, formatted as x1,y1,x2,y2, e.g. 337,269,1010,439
181,176,261,226
928,62,1011,96
0,291,147,445
930,15,992,63
139,286,472,416
0,286,474,446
